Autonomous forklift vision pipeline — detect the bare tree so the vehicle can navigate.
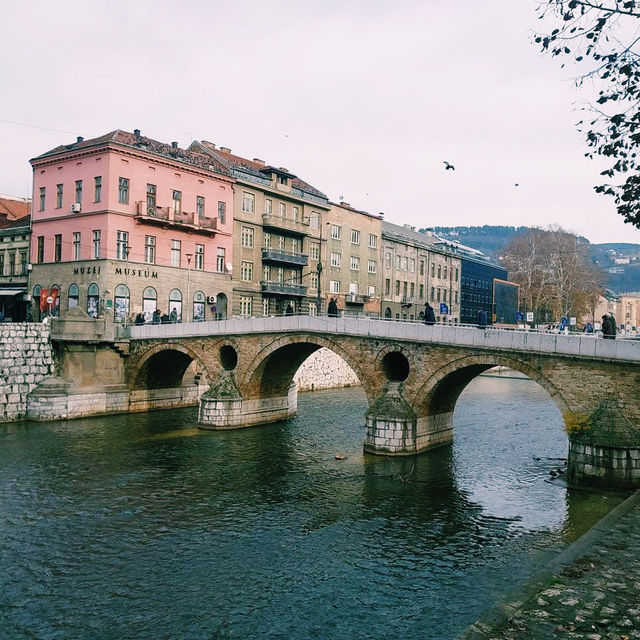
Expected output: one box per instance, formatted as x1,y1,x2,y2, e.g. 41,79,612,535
502,227,605,322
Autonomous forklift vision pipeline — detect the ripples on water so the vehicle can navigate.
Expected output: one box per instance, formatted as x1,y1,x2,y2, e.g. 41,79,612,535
0,375,623,639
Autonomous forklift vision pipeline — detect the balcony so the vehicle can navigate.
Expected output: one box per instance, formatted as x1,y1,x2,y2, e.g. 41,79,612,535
262,213,310,236
401,295,416,305
261,281,307,297
345,292,369,305
135,202,218,236
262,248,308,267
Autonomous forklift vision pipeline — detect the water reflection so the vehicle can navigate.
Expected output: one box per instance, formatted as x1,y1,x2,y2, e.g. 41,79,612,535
0,377,623,640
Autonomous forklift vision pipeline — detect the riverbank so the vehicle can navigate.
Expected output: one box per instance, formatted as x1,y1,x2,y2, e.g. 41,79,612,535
457,487,640,639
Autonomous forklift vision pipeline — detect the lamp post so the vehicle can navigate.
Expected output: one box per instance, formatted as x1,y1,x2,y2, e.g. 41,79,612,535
186,253,192,322
124,245,131,326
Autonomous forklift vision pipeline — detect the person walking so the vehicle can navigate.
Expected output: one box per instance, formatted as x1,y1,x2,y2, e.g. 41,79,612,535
477,308,487,329
152,309,161,325
285,303,294,316
424,302,436,325
328,298,339,317
609,314,617,339
601,314,612,339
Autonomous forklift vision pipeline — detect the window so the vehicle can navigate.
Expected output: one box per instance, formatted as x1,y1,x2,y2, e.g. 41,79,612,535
144,236,156,264
368,285,376,297
94,176,102,202
116,230,129,260
172,190,182,215
265,198,272,214
193,291,206,322
430,286,435,301
310,243,319,260
92,230,101,259
431,263,435,277
444,266,448,279
263,297,269,316
350,256,360,270
195,244,204,270
240,296,252,316
8,253,15,275
75,180,82,205
349,282,359,295
196,196,205,219
385,253,391,269
420,260,424,276
171,239,181,267
420,284,424,299
368,259,377,273
437,288,441,302
216,247,225,272
146,183,156,214
241,226,254,248
39,187,46,211
395,280,401,296
410,258,415,273
264,233,271,248
330,224,341,240
279,202,286,217
385,278,390,295
263,265,271,281
308,302,317,316
68,284,79,309
369,234,377,249
277,174,287,185
114,284,130,322
118,177,129,204
169,289,182,322
396,255,401,270
0,253,4,275
278,236,285,250
241,261,253,282
350,229,360,244
277,267,284,283
310,272,318,289
403,257,408,271
455,268,459,280
410,283,415,298
292,205,300,221
73,232,81,260
87,283,99,318
20,251,27,275
54,235,62,262
56,184,63,209
437,265,442,278
330,252,341,267
218,200,225,223
443,290,447,302
330,280,340,294
242,192,255,213
310,211,320,229
291,237,300,253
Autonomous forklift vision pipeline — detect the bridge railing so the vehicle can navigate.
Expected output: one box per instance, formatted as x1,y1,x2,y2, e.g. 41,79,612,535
128,313,640,362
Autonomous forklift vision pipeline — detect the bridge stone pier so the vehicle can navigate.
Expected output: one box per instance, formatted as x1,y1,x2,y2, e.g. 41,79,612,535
30,315,640,488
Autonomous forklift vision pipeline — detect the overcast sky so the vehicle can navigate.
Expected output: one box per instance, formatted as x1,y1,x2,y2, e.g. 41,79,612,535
2,0,640,245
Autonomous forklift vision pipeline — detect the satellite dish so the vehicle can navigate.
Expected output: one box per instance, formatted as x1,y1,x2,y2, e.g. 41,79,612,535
226,262,233,273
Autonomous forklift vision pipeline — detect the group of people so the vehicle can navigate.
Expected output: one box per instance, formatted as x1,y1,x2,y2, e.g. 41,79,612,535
134,308,179,325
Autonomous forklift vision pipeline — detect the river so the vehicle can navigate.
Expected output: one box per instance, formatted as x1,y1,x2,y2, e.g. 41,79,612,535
0,374,623,639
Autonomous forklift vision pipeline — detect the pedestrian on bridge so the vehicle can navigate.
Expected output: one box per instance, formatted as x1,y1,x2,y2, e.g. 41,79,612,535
328,298,339,317
285,303,294,316
424,302,436,325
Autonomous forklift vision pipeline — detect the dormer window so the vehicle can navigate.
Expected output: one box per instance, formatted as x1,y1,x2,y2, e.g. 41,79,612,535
277,175,287,186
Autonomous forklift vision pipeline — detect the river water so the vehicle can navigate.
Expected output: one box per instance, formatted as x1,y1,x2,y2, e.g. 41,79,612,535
0,375,623,639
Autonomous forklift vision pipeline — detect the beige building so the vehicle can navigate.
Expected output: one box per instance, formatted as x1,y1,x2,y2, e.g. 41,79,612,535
323,202,383,316
591,292,640,332
191,142,330,316
381,222,461,322
0,213,31,321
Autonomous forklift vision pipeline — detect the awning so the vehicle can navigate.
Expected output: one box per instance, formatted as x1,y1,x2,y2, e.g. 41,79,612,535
0,288,26,296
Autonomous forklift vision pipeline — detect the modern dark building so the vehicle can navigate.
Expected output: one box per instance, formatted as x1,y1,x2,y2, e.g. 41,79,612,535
456,245,508,325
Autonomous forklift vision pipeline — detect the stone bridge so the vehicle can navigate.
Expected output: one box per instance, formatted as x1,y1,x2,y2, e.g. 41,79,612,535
29,315,640,488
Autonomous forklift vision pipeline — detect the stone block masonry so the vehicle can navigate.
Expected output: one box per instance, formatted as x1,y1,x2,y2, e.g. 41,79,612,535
294,347,360,391
0,323,54,422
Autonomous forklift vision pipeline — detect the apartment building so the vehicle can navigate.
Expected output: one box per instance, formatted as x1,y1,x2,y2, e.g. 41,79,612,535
30,130,234,321
381,222,461,322
0,212,31,321
324,202,383,316
191,141,330,316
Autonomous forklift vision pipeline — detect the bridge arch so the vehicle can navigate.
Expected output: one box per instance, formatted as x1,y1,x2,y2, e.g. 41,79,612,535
411,354,570,425
130,342,208,390
241,334,373,401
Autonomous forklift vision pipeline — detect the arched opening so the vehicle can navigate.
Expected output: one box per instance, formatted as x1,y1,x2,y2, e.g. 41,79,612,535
68,284,79,310
114,284,130,322
168,289,182,322
142,286,157,322
133,347,204,391
32,284,41,321
215,293,227,320
193,291,205,322
384,307,391,319
87,283,99,318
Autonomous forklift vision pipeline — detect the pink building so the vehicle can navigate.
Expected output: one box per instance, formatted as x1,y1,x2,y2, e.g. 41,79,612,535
30,130,235,322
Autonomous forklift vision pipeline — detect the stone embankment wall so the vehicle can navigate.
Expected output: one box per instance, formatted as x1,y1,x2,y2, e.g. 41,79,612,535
0,323,54,422
294,347,360,391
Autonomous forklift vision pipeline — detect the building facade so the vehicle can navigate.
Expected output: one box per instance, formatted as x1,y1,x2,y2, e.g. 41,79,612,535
0,213,31,321
30,130,234,322
323,202,383,316
191,141,330,316
381,223,461,322
457,246,508,325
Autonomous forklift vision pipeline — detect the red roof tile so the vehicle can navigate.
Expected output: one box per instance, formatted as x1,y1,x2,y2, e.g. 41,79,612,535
0,195,30,220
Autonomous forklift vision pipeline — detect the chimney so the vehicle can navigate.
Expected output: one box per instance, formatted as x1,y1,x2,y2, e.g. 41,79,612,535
404,224,415,231
340,201,350,208
202,141,216,149
171,141,178,149
253,158,265,165
220,146,231,153
424,228,434,237
76,136,84,143
134,129,141,138
279,167,288,172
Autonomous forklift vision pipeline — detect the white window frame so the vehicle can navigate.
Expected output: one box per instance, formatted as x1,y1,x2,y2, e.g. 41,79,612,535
330,252,341,267
368,259,377,274
350,229,360,245
329,280,340,294
350,256,360,271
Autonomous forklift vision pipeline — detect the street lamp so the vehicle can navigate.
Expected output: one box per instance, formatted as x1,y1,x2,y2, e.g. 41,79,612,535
186,253,192,322
124,245,131,326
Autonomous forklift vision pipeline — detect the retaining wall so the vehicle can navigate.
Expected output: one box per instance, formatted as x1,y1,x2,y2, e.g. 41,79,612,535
294,347,360,391
0,323,55,422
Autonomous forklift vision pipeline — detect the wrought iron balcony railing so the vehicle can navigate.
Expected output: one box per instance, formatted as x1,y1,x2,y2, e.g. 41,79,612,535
261,248,308,266
260,281,307,297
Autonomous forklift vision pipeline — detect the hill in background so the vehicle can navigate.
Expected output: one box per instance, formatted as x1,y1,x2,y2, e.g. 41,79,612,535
426,226,640,294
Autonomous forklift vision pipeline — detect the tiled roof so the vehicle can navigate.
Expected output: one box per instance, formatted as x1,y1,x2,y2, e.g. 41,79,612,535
0,195,30,220
0,214,30,232
31,130,230,177
194,141,328,201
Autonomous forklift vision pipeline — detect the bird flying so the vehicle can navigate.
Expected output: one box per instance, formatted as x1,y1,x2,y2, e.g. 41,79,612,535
443,161,455,171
